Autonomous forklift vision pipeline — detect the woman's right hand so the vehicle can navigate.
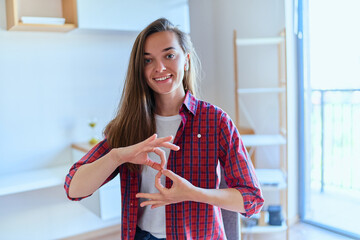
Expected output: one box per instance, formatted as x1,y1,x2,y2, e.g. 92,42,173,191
113,134,180,170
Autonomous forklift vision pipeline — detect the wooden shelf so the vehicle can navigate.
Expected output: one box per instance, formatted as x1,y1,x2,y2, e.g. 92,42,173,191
8,23,77,32
234,26,288,239
255,169,287,191
236,36,284,46
241,134,286,147
237,87,286,94
241,222,287,234
5,0,78,32
0,165,70,196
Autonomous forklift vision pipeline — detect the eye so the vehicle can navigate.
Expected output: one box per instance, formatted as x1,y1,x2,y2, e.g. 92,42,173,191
144,58,152,64
166,53,175,59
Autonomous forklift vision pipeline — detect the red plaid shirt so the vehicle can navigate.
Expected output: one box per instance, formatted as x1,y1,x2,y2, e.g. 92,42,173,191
65,92,263,239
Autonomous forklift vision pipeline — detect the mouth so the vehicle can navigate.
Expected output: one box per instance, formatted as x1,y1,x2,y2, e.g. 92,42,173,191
153,74,172,81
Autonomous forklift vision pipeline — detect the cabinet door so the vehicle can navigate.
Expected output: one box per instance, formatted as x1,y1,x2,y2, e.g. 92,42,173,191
77,0,190,32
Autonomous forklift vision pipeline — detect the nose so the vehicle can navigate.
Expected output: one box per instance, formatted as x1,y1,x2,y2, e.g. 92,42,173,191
155,60,166,72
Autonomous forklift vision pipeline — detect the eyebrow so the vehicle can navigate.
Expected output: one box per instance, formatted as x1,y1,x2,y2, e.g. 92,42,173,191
144,47,176,55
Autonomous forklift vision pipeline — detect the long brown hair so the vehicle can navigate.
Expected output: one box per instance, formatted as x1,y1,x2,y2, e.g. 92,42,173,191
104,18,200,172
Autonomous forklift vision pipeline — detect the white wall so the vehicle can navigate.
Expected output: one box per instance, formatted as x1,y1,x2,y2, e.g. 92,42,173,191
0,5,138,177
191,0,285,117
189,0,299,223
0,0,137,238
188,0,216,102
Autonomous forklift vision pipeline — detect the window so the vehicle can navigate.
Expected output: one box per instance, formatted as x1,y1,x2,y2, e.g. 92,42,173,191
299,0,360,238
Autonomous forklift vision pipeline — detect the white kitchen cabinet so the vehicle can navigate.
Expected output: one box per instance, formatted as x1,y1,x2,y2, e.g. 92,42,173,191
71,143,121,220
5,0,190,33
77,0,190,32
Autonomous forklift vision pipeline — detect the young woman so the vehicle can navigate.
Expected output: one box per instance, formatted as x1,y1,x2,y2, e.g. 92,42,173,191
65,18,264,240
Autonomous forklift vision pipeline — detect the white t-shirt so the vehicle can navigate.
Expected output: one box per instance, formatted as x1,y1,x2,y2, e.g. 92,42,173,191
137,114,182,238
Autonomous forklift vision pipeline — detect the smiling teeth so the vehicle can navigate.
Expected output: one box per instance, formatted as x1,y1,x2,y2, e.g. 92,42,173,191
154,75,171,81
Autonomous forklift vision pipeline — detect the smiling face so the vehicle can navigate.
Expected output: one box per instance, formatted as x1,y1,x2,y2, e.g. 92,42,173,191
143,31,188,100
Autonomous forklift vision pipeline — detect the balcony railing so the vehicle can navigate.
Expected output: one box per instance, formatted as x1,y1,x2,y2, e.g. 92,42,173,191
311,89,360,193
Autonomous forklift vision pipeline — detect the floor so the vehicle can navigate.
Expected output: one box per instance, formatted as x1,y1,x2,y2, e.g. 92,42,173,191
306,187,360,236
243,222,354,240
70,222,354,240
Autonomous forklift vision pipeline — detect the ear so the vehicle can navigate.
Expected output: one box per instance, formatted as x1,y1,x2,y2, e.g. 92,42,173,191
184,53,190,71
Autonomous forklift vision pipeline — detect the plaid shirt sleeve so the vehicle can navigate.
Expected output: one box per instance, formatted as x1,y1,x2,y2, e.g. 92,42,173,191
218,112,264,217
64,139,118,201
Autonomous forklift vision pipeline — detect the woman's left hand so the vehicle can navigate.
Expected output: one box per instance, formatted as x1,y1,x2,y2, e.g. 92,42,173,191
136,169,197,208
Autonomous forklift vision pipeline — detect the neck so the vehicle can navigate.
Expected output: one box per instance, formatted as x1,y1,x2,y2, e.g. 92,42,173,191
155,90,186,116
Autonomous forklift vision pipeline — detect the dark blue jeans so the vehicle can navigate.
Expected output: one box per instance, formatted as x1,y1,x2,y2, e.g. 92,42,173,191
134,226,166,240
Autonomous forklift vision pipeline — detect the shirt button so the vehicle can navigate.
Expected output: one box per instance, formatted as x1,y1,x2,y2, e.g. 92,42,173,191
197,134,201,138
130,203,133,206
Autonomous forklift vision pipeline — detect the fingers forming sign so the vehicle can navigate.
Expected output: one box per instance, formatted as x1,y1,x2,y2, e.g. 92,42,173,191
136,169,197,209
116,134,180,171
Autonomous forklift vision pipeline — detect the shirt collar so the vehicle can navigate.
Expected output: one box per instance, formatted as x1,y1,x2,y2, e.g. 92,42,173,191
180,91,198,116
